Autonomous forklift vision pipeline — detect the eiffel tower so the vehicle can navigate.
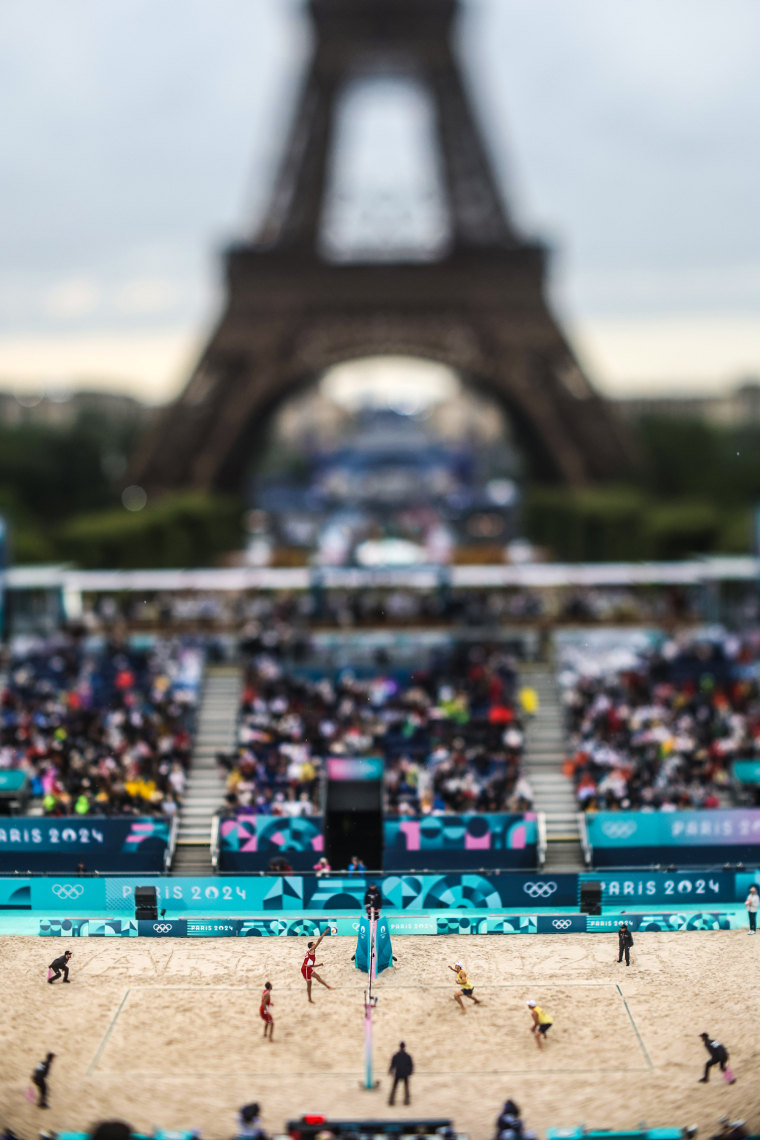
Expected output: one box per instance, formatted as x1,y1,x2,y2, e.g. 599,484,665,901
133,0,636,493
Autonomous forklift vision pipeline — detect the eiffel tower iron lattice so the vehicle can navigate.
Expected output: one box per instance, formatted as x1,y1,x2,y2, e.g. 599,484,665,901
132,0,637,494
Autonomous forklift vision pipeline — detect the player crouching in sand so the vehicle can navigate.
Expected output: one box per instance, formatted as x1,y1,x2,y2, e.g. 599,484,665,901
527,1000,553,1048
449,961,481,1013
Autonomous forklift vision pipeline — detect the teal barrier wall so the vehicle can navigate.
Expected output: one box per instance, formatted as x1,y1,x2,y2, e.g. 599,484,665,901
35,910,742,937
1,867,754,916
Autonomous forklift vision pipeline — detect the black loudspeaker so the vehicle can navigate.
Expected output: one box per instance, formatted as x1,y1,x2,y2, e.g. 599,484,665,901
135,885,158,920
580,881,602,915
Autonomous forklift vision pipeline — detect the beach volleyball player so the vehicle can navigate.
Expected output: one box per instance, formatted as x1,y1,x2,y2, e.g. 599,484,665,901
302,928,333,1003
260,982,274,1042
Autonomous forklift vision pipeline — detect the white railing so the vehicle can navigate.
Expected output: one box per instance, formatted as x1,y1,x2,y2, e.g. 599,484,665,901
210,814,220,872
165,814,180,872
537,811,548,870
577,812,592,868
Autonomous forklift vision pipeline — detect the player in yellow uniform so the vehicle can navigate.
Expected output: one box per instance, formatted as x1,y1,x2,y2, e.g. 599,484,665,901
449,961,482,1013
527,999,553,1048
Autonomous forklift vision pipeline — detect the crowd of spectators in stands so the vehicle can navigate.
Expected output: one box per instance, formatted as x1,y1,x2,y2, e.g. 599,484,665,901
0,637,200,817
562,631,760,811
220,642,534,820
76,582,698,635
81,587,547,633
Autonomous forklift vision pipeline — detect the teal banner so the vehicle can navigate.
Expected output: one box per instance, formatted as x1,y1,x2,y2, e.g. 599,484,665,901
0,771,27,793
586,809,760,866
578,870,732,905
0,816,170,872
732,760,760,786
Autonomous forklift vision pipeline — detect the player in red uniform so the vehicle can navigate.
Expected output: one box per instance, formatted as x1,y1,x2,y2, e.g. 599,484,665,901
301,928,333,1003
259,981,274,1041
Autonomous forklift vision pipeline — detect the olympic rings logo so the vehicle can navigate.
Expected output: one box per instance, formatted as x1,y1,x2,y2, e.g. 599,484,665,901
152,923,172,934
601,821,636,839
552,919,572,930
522,881,557,899
52,884,83,899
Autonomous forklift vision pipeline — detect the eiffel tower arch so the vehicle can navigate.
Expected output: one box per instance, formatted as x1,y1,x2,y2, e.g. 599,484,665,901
133,0,637,494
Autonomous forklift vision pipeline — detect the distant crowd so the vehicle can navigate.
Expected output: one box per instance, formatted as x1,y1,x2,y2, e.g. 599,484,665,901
74,581,700,635
220,641,535,820
0,637,201,817
563,631,760,811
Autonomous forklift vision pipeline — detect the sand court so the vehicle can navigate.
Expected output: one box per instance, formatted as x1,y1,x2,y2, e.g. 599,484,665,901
88,983,646,1079
1,932,759,1139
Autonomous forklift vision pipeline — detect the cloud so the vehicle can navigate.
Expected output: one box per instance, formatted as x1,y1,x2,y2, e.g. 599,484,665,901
0,327,202,403
44,278,100,319
570,314,760,394
112,278,185,316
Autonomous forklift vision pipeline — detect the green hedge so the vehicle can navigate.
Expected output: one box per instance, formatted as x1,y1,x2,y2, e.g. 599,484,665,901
55,493,244,569
524,487,751,562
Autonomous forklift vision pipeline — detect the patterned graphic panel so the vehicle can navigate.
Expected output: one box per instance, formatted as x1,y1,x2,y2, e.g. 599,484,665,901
384,813,538,870
39,917,137,937
28,909,743,937
635,911,734,932
219,816,324,871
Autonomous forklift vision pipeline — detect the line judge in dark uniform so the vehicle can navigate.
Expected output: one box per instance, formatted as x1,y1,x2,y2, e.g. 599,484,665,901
32,1052,55,1107
388,1041,414,1106
48,950,72,983
617,923,634,966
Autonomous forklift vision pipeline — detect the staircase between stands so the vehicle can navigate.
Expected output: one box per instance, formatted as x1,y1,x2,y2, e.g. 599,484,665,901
171,664,242,875
521,664,585,871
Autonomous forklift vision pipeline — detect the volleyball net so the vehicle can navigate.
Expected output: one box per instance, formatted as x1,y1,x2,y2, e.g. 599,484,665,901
356,913,393,1089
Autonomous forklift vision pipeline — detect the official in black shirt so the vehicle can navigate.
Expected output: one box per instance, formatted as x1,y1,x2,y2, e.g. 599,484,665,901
31,1053,55,1107
364,883,382,920
48,951,72,983
698,1033,734,1083
388,1041,414,1106
617,924,633,966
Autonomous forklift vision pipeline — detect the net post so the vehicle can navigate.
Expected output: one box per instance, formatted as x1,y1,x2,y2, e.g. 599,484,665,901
361,912,379,1090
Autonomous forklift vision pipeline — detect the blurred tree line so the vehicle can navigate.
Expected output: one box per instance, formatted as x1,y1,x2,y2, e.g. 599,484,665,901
0,407,756,567
525,415,757,561
0,405,241,568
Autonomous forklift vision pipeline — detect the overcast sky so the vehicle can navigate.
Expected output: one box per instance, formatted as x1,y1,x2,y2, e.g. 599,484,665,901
1,0,759,403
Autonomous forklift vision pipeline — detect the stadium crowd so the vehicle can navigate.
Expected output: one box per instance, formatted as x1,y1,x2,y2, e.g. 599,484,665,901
562,631,760,811
75,582,698,635
220,642,534,819
0,637,201,817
